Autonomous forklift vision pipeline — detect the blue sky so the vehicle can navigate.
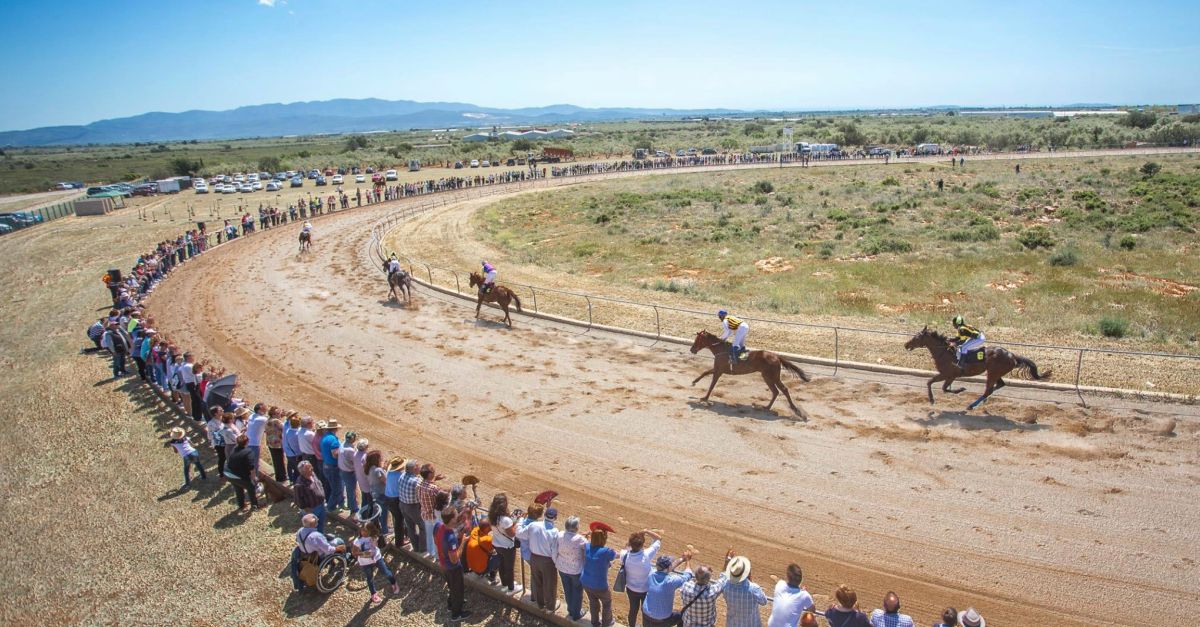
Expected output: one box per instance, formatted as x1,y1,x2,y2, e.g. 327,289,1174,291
1,0,1197,131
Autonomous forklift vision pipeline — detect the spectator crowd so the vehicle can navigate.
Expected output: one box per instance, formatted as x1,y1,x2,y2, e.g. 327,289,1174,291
88,172,992,627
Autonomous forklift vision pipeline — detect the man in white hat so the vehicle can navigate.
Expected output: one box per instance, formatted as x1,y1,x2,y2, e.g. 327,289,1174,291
957,607,985,627
723,553,768,627
163,426,207,490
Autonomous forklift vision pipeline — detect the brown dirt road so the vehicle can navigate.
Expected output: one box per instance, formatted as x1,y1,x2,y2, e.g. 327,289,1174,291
148,193,1200,626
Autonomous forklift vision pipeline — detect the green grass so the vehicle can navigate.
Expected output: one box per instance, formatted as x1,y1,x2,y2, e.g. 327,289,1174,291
473,154,1200,350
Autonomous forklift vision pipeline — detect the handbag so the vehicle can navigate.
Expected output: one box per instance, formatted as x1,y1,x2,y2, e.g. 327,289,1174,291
612,552,628,593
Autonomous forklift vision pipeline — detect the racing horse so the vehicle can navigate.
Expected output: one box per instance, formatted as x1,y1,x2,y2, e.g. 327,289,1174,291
905,326,1050,409
468,272,522,328
374,249,412,303
298,230,311,253
689,330,811,418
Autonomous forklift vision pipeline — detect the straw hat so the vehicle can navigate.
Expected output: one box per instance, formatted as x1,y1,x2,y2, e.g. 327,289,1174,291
316,420,328,430
958,608,985,627
325,418,341,430
725,556,752,583
169,427,185,440
387,456,406,471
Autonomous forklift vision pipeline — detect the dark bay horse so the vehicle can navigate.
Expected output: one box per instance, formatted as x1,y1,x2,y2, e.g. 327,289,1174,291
689,330,811,418
469,272,522,328
298,230,311,253
905,326,1050,409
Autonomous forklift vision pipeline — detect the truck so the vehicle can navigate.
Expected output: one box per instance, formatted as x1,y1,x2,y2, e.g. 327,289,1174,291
156,179,181,194
633,148,648,159
408,159,421,172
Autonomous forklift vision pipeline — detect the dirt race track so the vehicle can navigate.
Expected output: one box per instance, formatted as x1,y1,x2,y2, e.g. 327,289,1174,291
144,176,1200,626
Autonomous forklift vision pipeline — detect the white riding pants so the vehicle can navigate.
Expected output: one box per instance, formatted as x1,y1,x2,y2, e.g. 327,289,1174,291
958,336,985,357
733,325,748,349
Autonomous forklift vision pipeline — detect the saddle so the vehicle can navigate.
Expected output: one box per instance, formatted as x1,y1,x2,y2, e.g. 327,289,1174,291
960,346,987,366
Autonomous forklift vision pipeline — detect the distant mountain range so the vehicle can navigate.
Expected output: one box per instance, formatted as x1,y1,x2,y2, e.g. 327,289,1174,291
0,99,751,146
0,99,1124,146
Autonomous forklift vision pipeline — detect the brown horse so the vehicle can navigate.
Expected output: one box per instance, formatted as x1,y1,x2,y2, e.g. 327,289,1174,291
689,330,811,418
468,272,522,328
904,326,1050,409
298,229,311,253
382,262,412,303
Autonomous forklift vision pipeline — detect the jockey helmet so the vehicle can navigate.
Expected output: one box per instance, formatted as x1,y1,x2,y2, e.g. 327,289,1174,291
952,315,965,327
717,309,728,320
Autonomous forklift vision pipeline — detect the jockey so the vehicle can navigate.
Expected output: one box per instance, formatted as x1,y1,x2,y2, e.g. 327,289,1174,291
302,221,313,233
951,315,985,370
480,260,497,293
386,253,401,276
717,310,749,365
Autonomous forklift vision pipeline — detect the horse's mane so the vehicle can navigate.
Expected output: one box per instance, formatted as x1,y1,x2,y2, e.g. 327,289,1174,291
925,328,953,344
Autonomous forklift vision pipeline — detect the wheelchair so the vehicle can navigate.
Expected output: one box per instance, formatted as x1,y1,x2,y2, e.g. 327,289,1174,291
297,535,350,594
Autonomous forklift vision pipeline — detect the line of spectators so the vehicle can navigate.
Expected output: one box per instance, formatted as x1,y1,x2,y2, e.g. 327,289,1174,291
92,179,992,627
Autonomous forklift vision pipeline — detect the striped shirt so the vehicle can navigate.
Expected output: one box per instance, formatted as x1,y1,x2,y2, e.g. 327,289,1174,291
680,574,729,627
724,579,769,627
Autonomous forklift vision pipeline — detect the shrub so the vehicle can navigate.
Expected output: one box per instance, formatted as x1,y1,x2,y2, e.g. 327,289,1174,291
1118,234,1137,250
1048,248,1079,266
1018,226,1056,249
1140,161,1161,177
881,176,900,186
1098,316,1128,338
752,180,774,194
859,237,912,255
818,242,835,258
943,225,1001,242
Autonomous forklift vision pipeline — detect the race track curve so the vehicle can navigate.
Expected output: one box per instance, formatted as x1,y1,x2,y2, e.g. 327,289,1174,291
148,177,1200,626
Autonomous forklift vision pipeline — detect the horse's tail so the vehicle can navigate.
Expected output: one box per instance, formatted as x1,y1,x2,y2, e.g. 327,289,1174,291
509,290,523,312
1014,354,1050,380
780,357,811,382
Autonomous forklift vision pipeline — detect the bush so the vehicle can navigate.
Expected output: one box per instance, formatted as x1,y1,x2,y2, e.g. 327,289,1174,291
881,176,900,186
1119,234,1137,250
942,224,1001,242
1048,248,1079,266
1098,316,1129,338
1140,161,1161,177
752,180,774,194
859,237,912,255
1119,111,1157,129
1018,226,1056,249
818,242,835,258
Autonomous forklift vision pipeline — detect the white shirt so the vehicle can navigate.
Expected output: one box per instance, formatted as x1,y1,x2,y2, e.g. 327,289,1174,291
245,412,268,447
337,443,356,472
620,539,660,594
205,418,223,447
554,530,588,575
178,362,196,385
516,518,560,558
296,428,315,455
491,517,515,549
169,438,196,457
766,580,814,627
353,536,382,566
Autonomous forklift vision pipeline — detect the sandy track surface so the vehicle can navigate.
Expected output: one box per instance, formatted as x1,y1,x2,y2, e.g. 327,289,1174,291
147,194,1200,626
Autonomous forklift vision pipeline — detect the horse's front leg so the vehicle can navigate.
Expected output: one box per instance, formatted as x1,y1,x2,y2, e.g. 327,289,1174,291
943,377,965,394
926,373,945,404
691,369,714,386
701,370,723,403
475,297,482,318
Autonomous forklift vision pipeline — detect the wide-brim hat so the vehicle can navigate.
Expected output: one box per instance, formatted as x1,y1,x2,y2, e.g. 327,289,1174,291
462,474,480,487
534,490,558,505
233,406,251,418
169,427,185,439
387,456,406,471
959,609,985,627
316,420,328,430
725,556,751,583
325,418,341,430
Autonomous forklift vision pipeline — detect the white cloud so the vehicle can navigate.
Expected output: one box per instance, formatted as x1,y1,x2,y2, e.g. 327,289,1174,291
258,0,276,6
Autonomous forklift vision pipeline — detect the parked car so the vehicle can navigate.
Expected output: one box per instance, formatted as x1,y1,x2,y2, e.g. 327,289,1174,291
655,150,668,158
354,174,366,183
315,176,327,186
86,186,128,198
0,211,41,226
238,183,254,193
324,168,335,176
290,176,303,188
505,158,516,166
274,172,288,181
454,161,464,169
0,223,12,235
194,182,209,194
470,160,479,168
385,169,398,181
308,169,320,179
266,181,281,191
331,174,344,184
701,148,717,155
251,181,263,191
131,184,157,197
483,160,492,167
365,166,375,174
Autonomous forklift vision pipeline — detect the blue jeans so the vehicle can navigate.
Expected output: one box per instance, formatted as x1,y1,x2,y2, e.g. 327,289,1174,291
323,465,343,509
182,451,206,485
340,469,358,513
111,352,126,377
286,455,300,484
361,559,396,595
249,445,262,474
308,503,327,534
560,571,584,620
